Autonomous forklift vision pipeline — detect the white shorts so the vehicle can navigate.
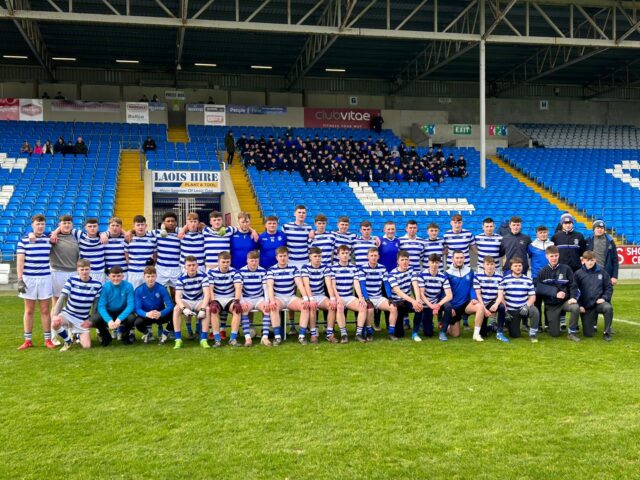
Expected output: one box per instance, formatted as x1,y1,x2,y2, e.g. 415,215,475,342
312,294,329,306
182,299,205,311
212,296,234,310
243,297,267,311
91,271,106,285
288,260,306,268
128,272,145,289
369,296,388,309
156,265,182,288
275,295,298,309
339,295,357,307
58,311,90,334
51,270,75,297
20,276,53,300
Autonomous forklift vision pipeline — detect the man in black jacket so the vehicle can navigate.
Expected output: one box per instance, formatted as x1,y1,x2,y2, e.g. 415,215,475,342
552,213,586,272
535,246,581,341
573,250,614,341
500,216,532,274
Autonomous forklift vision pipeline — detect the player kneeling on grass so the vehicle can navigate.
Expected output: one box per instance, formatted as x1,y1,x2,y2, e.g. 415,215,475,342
388,250,423,339
51,259,103,350
134,266,174,345
411,254,453,342
89,266,135,346
266,246,308,346
237,251,270,347
332,245,368,343
499,257,540,343
207,251,244,347
300,247,338,344
442,250,483,341
173,256,210,350
573,250,614,342
472,256,508,343
359,247,398,340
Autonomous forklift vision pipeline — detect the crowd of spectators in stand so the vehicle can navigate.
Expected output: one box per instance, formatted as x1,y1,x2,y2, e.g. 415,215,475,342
236,132,468,184
20,136,88,157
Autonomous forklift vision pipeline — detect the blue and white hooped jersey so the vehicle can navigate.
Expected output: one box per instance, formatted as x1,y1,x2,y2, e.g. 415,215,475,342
423,237,445,270
352,237,377,267
413,270,450,303
281,222,312,263
152,229,181,268
474,233,503,270
61,275,102,321
388,267,415,301
180,231,205,268
104,235,127,271
443,229,475,267
126,233,157,273
176,271,209,301
331,262,361,297
16,234,52,277
266,264,300,297
207,267,239,297
203,226,235,265
500,273,535,310
309,232,336,266
237,265,267,298
332,230,357,256
299,264,333,297
399,235,426,269
74,229,105,273
473,272,503,303
359,263,389,298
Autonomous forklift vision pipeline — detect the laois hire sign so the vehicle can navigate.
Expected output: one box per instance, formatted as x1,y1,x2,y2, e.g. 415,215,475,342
153,171,220,193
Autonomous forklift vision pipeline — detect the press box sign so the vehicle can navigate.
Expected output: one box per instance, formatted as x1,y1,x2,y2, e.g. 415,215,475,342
153,170,220,193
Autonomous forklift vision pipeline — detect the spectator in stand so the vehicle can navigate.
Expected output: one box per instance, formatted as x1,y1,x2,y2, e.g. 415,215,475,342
151,94,159,102
20,140,33,156
42,92,50,99
63,141,75,156
224,130,235,166
43,139,54,155
33,140,43,156
585,220,619,286
371,114,384,134
207,96,215,104
54,91,65,100
143,136,157,153
74,137,88,157
139,94,149,102
53,137,65,155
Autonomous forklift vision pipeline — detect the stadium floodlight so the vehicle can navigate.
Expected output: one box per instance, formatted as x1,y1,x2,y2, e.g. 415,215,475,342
3,55,28,59
116,59,139,64
52,57,76,61
251,65,272,69
195,63,217,67
325,68,346,72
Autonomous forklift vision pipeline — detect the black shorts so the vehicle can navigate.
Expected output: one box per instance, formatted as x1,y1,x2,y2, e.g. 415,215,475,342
449,300,470,322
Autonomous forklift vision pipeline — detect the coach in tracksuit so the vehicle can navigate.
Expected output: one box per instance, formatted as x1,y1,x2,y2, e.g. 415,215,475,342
585,220,619,286
535,246,581,340
552,213,586,272
573,251,614,340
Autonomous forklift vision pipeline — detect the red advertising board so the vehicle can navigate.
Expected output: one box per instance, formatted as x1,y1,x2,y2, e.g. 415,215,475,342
304,108,380,129
617,246,640,266
0,98,19,120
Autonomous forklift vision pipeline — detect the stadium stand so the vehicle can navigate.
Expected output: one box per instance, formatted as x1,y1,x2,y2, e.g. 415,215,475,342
516,123,640,148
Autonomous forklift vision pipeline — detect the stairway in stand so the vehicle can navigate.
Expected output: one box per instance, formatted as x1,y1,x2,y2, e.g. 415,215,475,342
228,160,264,232
114,151,145,229
168,126,189,143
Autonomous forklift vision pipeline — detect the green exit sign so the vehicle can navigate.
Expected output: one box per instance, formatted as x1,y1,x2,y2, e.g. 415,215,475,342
453,124,472,135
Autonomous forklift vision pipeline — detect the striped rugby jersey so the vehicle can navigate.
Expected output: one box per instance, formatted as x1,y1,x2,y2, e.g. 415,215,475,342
176,271,209,301
399,235,426,269
203,226,236,266
388,266,415,301
61,275,102,321
236,265,268,299
359,263,389,298
17,234,52,277
126,233,157,273
309,231,336,266
266,264,300,297
474,233,503,271
104,234,127,271
73,229,105,273
331,262,361,297
299,263,333,297
281,222,312,263
152,229,181,268
352,236,378,267
207,267,239,297
443,228,475,267
412,269,450,303
499,273,535,310
473,271,503,303
180,230,205,268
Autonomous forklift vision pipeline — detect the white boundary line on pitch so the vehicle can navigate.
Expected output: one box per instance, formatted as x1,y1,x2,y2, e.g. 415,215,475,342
614,318,640,326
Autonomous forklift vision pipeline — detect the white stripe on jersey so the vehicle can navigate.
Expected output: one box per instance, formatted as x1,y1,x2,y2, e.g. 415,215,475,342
413,270,450,303
266,264,299,297
126,233,157,273
282,222,312,263
499,274,534,310
203,226,235,265
61,275,102,321
475,234,503,270
399,235,426,269
332,230,356,256
104,235,127,271
331,262,360,297
388,267,415,301
176,271,209,301
207,267,238,297
352,237,377,267
423,237,445,269
473,272,502,303
300,264,333,296
443,229,475,267
74,229,105,272
17,235,51,277
237,265,267,298
309,232,335,266
180,231,205,267
152,229,181,268
359,263,388,298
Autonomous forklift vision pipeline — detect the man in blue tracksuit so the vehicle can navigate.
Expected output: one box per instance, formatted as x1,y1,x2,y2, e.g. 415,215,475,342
585,220,619,286
528,225,554,328
573,250,614,341
442,250,480,341
134,266,174,344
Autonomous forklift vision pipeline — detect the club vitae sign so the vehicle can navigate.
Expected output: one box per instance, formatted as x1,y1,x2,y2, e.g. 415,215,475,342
153,171,220,193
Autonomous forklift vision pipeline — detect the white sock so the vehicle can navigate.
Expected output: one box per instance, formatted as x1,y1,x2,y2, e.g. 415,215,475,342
474,326,481,335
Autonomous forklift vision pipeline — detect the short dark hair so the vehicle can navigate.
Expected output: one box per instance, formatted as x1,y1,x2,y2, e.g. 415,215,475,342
428,253,441,263
309,247,322,256
509,256,523,266
109,266,124,275
133,215,146,224
536,225,548,232
510,216,522,224
546,245,559,255
162,212,177,221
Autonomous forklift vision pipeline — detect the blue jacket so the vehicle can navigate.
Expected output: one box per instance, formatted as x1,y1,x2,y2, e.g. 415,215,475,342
135,282,174,318
98,280,135,322
528,239,554,280
445,265,477,309
585,234,619,279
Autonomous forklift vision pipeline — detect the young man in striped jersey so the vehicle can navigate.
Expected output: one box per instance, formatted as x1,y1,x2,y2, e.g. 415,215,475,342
399,220,426,330
17,214,55,350
423,223,445,271
237,250,270,347
230,212,259,270
474,218,503,273
207,251,243,347
499,257,540,342
125,215,157,289
179,212,206,272
258,216,287,270
412,253,453,342
360,247,398,340
154,212,182,295
352,220,378,267
300,247,339,344
388,250,423,339
309,214,336,266
443,250,482,340
173,256,211,350
266,246,308,346
51,259,103,351
332,216,357,258
105,217,129,279
472,256,508,343
332,245,368,343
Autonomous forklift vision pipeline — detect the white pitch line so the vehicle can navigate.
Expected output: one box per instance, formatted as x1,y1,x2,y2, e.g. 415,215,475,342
613,318,640,326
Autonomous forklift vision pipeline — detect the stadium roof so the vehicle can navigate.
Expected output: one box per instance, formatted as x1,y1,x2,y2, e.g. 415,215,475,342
1,1,640,97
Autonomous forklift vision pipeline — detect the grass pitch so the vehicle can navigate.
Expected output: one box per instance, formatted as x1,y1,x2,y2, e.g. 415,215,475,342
1,285,640,479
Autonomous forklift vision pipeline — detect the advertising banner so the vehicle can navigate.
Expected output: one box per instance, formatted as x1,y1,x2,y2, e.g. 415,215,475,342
304,108,380,129
126,102,149,124
0,98,19,120
148,102,167,112
51,100,120,113
152,170,220,193
19,99,44,121
489,124,508,136
617,246,640,266
226,104,287,115
187,104,204,112
204,105,226,126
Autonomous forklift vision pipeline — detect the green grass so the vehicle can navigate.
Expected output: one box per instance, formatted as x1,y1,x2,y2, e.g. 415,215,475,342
1,285,640,479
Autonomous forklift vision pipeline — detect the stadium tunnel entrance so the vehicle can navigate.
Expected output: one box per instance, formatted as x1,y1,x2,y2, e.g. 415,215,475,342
151,194,222,229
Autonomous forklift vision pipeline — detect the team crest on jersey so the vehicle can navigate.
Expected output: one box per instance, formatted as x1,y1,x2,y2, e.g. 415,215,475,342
598,274,603,280
559,274,564,280
519,240,524,245
574,239,579,245
155,293,160,298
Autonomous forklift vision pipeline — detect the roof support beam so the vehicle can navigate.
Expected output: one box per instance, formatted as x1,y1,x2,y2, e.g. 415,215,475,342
174,0,188,72
582,56,640,98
